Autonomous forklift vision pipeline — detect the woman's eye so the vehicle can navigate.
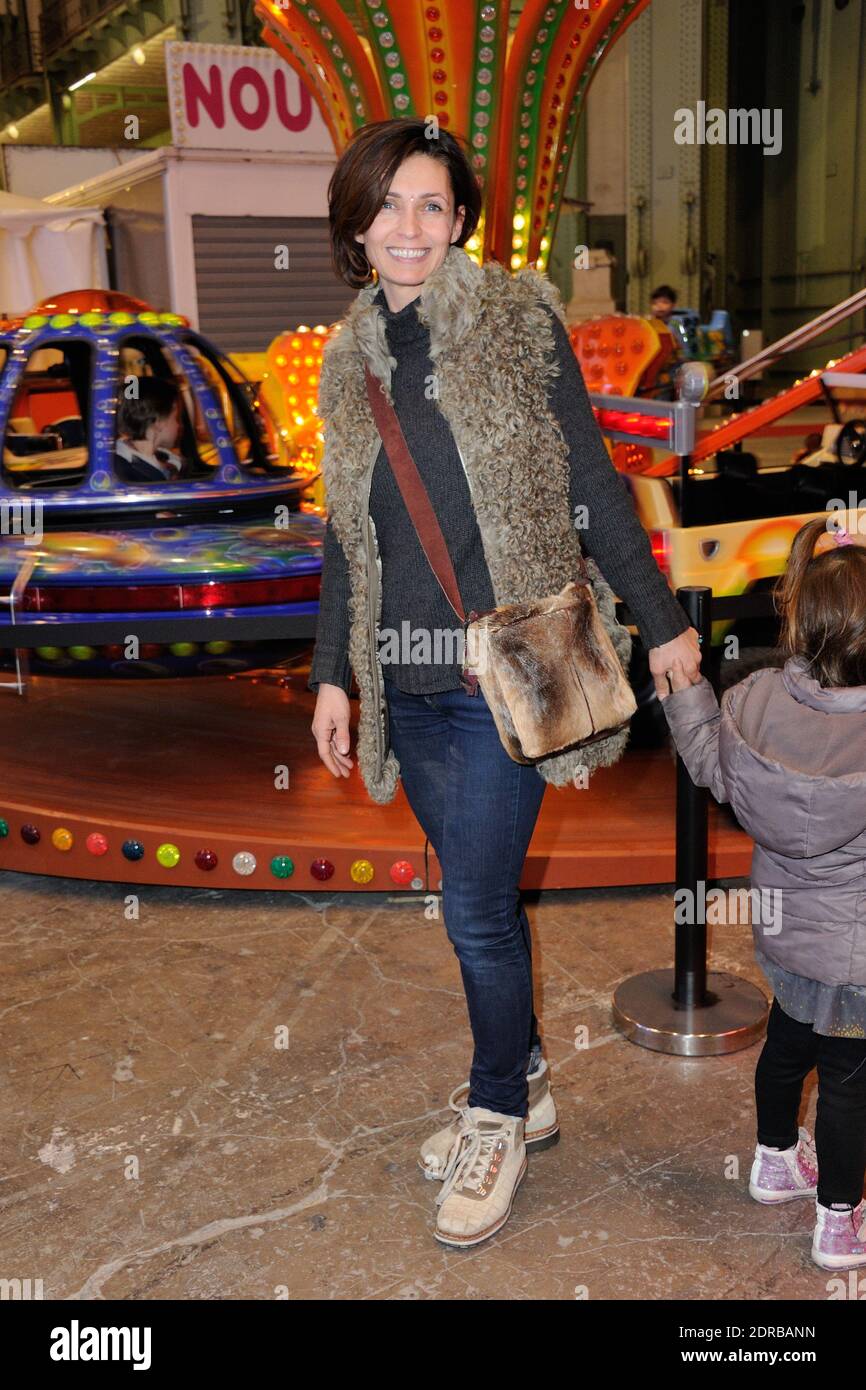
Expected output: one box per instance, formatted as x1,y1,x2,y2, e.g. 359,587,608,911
381,201,445,212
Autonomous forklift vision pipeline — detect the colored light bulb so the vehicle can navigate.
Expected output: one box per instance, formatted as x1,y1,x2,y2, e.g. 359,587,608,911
157,842,180,868
389,860,415,886
350,858,374,884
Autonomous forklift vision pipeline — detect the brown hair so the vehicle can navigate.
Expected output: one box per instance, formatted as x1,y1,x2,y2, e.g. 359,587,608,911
327,117,482,287
775,515,866,687
117,375,179,440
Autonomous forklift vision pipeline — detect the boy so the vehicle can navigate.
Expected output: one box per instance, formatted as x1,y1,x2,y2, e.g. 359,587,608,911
115,377,187,482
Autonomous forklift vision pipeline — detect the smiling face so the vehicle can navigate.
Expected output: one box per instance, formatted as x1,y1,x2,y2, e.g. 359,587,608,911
354,151,466,312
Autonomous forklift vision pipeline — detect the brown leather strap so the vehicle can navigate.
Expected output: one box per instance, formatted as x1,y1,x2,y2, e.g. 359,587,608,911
364,363,466,624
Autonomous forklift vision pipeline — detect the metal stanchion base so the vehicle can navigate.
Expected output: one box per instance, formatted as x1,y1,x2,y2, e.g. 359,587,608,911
612,969,768,1056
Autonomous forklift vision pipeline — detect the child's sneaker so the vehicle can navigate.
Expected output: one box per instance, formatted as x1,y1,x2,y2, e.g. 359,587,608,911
812,1199,866,1270
748,1126,818,1203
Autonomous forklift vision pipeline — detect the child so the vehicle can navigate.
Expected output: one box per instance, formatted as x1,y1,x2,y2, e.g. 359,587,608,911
115,376,186,483
660,514,866,1271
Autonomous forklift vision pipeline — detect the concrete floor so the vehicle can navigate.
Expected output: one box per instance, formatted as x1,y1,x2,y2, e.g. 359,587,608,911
0,869,838,1301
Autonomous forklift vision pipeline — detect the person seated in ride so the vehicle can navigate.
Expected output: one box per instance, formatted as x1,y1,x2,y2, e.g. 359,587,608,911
649,283,678,324
115,377,187,482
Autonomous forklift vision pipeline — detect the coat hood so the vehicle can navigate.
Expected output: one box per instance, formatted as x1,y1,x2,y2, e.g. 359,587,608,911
722,658,866,858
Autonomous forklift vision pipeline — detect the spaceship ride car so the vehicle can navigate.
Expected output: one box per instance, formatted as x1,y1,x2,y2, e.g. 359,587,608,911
0,291,324,678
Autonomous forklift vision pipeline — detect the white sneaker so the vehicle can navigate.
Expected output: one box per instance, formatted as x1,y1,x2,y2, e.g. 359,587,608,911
434,1107,526,1248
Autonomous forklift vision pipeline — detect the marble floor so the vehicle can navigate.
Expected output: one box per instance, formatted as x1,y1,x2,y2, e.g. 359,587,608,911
0,869,840,1301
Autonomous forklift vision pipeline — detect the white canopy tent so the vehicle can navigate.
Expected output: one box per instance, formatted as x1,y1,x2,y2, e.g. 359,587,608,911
0,190,108,317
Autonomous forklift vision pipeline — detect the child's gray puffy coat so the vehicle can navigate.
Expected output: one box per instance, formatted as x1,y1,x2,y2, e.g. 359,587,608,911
662,658,866,987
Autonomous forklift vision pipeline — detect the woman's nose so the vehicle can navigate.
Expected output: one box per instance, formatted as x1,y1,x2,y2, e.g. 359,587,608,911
397,208,421,236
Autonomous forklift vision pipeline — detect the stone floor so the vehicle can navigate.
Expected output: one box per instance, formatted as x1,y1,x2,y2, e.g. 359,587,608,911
0,868,840,1301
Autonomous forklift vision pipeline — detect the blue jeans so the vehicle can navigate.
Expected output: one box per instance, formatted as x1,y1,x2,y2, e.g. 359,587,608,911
384,674,547,1118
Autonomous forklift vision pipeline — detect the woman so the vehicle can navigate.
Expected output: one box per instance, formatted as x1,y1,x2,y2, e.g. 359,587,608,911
309,118,700,1248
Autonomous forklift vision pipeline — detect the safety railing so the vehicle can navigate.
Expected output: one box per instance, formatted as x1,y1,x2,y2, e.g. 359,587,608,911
612,582,779,1055
0,552,36,696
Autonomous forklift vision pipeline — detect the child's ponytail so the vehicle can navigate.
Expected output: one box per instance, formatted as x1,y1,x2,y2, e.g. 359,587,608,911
774,516,829,641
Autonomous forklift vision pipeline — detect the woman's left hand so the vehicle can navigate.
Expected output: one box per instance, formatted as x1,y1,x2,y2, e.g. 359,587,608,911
648,627,702,697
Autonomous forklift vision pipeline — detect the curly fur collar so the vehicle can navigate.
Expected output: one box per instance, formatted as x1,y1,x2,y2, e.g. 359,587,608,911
321,244,559,405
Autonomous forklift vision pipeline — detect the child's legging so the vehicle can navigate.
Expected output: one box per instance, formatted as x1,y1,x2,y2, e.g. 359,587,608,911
755,998,866,1207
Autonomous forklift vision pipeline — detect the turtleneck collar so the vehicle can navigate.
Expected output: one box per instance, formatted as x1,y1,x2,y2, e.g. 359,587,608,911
373,285,427,347
339,244,485,402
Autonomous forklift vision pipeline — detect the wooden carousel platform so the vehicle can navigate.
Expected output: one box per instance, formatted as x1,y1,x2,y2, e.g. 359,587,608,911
0,666,752,892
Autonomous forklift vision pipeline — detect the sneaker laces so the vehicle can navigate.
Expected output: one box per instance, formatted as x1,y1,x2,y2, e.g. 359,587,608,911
420,1098,473,1179
435,1114,508,1208
796,1127,818,1180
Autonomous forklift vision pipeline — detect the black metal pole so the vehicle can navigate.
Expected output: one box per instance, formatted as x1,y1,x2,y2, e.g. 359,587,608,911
673,586,713,1008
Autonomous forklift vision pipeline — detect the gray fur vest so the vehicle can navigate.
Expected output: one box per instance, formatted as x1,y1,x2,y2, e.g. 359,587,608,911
317,243,631,804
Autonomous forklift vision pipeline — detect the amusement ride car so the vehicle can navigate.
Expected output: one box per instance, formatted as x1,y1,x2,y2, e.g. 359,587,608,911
0,289,324,679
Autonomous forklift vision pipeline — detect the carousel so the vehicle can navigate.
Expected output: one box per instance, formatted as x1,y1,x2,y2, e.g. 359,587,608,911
0,0,763,894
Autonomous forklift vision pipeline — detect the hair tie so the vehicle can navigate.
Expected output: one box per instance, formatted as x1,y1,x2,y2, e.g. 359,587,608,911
813,526,856,557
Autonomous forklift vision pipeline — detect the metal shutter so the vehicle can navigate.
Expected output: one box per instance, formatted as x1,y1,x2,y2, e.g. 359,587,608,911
191,215,353,351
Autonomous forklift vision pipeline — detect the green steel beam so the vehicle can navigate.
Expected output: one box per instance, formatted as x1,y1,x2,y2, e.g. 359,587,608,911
73,82,168,130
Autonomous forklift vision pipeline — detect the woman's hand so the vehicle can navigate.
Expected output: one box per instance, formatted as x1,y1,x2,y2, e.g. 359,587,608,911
657,656,702,700
312,684,354,778
648,627,702,698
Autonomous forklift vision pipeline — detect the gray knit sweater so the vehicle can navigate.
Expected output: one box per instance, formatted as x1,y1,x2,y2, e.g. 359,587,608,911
308,287,689,696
